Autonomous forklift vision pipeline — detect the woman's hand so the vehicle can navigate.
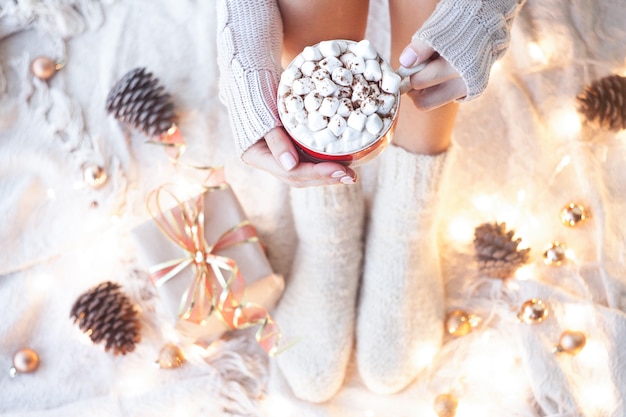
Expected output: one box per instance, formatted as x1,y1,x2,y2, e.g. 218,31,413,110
242,127,358,188
399,38,467,111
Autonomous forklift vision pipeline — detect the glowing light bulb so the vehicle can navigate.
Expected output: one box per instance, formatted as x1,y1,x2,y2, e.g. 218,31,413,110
514,264,535,281
412,344,437,370
550,108,582,138
447,218,475,244
473,195,494,212
528,42,547,64
565,248,576,261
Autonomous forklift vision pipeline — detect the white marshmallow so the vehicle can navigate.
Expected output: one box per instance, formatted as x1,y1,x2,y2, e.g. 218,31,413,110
344,54,365,74
381,71,402,94
363,59,382,82
282,113,298,130
308,111,329,131
340,52,355,65
319,96,340,117
341,126,361,142
347,109,367,131
292,77,314,95
382,117,393,133
337,98,354,117
285,95,304,113
337,86,352,99
300,61,317,77
380,60,394,75
311,68,330,82
352,88,369,107
325,139,347,155
360,97,379,116
332,67,353,87
319,56,342,74
278,82,291,95
369,83,381,97
328,114,347,137
319,40,342,58
304,91,323,112
353,40,378,60
358,131,377,148
377,93,396,115
314,128,337,149
365,113,384,135
280,66,302,87
293,125,314,147
315,78,338,96
292,54,305,68
302,45,322,61
294,109,308,124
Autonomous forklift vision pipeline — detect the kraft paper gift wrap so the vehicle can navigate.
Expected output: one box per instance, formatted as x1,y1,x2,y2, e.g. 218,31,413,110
132,179,285,347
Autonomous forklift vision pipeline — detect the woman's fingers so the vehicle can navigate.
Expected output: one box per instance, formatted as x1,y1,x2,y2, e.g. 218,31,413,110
263,127,300,171
406,77,467,111
242,131,357,187
408,56,461,91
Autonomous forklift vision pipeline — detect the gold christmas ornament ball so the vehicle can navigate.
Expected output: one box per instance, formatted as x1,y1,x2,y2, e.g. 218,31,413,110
83,163,108,189
560,203,588,227
31,56,58,80
543,242,567,266
518,298,549,324
10,348,40,376
556,330,587,355
445,310,473,337
157,343,186,369
433,393,458,417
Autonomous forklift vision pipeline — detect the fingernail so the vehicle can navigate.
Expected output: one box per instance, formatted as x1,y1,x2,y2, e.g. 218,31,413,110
340,176,355,184
399,48,417,67
331,170,345,178
279,152,297,171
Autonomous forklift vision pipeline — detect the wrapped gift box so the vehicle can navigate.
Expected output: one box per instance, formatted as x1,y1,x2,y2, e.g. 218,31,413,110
132,173,284,348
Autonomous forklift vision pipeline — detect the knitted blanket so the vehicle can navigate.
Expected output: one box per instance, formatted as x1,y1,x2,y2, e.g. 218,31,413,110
1,0,625,416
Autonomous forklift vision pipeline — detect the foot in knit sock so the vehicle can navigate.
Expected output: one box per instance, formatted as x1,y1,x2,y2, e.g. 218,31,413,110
274,183,365,403
356,145,447,394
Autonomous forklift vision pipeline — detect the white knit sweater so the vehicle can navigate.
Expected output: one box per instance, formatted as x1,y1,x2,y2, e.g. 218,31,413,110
216,0,526,155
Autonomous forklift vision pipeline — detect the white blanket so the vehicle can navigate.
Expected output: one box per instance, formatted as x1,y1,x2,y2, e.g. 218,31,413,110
1,0,626,416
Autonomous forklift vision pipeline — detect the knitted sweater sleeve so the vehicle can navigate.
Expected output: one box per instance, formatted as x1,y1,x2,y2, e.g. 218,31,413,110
414,0,526,100
216,0,283,157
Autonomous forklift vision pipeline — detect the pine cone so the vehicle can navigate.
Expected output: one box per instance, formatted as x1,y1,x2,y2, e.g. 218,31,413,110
576,74,626,131
106,67,176,137
70,281,141,355
473,222,530,279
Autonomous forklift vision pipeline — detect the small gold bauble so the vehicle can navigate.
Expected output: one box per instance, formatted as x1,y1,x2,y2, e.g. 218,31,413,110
555,330,586,355
31,56,58,81
10,348,40,377
518,298,549,324
83,163,108,189
543,242,567,266
445,310,473,337
157,343,186,369
433,393,458,417
560,203,588,227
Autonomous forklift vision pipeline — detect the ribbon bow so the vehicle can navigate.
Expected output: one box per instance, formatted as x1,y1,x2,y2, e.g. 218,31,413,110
146,168,281,355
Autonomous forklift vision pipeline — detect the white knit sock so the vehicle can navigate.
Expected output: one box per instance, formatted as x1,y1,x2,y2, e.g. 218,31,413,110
274,183,364,403
356,145,447,394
